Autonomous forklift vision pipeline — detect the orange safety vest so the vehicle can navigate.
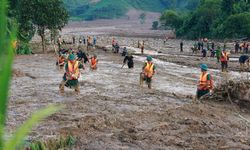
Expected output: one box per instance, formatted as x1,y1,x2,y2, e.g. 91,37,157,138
67,61,80,80
91,57,97,66
198,72,213,90
220,52,228,62
144,62,154,78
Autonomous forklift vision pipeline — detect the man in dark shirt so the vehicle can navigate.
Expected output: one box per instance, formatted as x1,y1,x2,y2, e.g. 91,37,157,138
180,41,183,52
239,55,249,71
123,52,134,69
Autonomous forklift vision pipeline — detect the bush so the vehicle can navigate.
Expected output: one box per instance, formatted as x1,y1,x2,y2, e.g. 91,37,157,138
16,43,32,55
160,10,183,30
222,12,250,38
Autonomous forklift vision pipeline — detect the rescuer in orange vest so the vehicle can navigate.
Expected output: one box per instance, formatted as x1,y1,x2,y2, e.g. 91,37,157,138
220,49,229,72
196,64,214,99
140,55,156,89
59,54,84,94
90,54,98,70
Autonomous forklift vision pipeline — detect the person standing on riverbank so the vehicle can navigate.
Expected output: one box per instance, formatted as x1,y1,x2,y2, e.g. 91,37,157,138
180,41,183,52
235,41,240,54
141,40,145,54
243,42,249,54
220,49,229,72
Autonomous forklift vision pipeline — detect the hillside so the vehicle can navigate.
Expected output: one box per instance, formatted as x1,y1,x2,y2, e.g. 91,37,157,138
64,0,200,20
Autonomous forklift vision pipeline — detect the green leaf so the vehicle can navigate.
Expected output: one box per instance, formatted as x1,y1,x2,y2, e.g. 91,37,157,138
3,105,63,150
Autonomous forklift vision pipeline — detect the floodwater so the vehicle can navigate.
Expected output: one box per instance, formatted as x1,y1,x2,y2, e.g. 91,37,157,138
7,46,250,149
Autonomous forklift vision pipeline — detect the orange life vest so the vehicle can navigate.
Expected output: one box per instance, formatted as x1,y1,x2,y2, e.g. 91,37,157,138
144,62,154,78
220,51,228,62
198,72,213,90
91,57,97,66
67,61,80,80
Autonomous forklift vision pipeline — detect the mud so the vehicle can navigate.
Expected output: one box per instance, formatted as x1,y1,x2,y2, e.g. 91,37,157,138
7,19,250,149
7,45,250,149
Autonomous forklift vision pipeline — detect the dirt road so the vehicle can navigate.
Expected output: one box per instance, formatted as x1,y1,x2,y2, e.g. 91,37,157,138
7,47,250,149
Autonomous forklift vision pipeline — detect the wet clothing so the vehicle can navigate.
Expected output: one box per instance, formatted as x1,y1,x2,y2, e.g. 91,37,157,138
62,61,83,88
90,57,98,70
143,62,156,78
220,51,229,72
221,61,228,72
197,72,213,99
211,42,215,50
77,50,89,64
123,55,134,68
239,55,249,64
210,49,215,57
197,90,210,99
114,44,120,53
141,45,144,54
122,48,127,56
198,42,201,50
220,51,229,62
141,62,156,89
202,49,207,57
235,42,239,53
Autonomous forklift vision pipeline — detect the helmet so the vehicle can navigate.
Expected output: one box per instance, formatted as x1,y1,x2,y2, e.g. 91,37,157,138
200,64,208,71
147,55,153,61
68,54,76,61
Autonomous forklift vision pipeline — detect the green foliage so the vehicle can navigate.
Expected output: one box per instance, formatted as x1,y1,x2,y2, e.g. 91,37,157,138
1,2,63,149
152,21,159,30
164,0,250,39
9,0,69,53
27,135,76,150
223,12,250,38
4,105,63,150
16,42,32,55
160,10,183,29
0,4,16,149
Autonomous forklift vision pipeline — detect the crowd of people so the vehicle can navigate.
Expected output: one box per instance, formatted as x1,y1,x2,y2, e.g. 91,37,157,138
56,35,249,101
180,39,250,73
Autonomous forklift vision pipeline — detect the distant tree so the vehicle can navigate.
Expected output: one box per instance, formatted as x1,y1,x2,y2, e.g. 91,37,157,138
9,0,68,53
139,13,146,24
152,21,159,30
31,0,69,53
160,10,183,30
223,12,250,38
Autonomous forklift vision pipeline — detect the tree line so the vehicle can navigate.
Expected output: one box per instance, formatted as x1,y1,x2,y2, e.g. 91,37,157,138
160,0,250,39
8,0,69,54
